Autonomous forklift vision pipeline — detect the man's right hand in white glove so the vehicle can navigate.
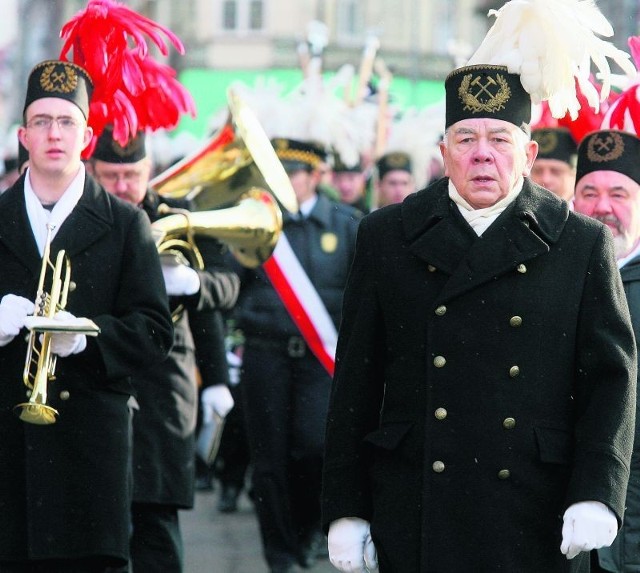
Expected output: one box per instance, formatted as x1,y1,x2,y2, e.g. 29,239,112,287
161,263,201,297
0,294,35,347
328,517,378,572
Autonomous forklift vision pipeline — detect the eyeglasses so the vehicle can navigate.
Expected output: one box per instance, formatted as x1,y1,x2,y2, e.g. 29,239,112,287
26,116,81,132
94,170,144,184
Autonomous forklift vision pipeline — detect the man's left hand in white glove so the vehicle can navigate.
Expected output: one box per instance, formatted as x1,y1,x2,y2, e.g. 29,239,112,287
201,385,234,423
47,310,87,357
561,500,618,559
328,517,378,572
162,263,201,297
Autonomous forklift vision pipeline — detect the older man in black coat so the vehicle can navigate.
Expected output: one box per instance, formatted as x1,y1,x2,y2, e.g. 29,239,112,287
573,129,640,573
322,61,637,573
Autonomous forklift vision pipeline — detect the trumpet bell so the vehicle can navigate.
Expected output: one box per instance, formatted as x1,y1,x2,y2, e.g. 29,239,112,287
13,403,59,425
152,188,282,269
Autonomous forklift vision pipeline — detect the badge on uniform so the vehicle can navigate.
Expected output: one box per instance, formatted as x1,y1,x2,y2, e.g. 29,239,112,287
321,232,338,253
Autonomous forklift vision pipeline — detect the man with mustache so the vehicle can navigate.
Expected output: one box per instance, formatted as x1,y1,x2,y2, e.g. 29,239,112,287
573,128,640,573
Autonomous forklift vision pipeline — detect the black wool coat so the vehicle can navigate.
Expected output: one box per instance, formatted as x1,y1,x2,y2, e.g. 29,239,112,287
322,178,637,573
130,190,239,508
0,174,173,563
598,254,640,572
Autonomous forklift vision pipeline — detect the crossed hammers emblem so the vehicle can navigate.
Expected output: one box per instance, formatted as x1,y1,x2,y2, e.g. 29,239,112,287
470,76,497,100
593,135,614,154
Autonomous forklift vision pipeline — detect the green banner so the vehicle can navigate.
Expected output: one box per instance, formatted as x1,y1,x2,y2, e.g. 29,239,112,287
176,68,445,139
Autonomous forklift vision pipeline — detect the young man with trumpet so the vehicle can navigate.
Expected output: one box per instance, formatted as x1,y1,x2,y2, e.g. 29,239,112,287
0,60,173,572
89,127,239,573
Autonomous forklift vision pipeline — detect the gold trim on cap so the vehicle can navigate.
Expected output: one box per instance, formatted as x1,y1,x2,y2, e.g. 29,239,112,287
586,131,625,163
459,73,511,115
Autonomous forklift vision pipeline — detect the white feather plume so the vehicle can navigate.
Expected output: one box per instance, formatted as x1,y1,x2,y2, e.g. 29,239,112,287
384,102,446,189
225,65,377,170
467,0,636,119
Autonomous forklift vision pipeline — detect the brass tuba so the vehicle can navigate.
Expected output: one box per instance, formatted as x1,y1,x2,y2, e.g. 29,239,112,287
151,187,282,270
148,89,295,321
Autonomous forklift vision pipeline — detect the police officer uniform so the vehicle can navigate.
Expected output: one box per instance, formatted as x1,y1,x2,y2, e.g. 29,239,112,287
235,138,361,572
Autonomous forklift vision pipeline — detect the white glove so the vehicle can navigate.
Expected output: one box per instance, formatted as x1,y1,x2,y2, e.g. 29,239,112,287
0,294,35,346
161,264,200,296
561,501,617,559
201,385,234,422
328,517,378,572
47,311,87,357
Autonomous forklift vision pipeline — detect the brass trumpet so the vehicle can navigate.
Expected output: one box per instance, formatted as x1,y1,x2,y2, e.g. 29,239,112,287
15,225,70,424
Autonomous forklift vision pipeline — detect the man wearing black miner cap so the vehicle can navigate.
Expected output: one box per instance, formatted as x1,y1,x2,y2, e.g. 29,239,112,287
0,59,173,571
89,126,239,573
530,127,577,203
321,2,637,571
573,129,640,573
374,151,416,208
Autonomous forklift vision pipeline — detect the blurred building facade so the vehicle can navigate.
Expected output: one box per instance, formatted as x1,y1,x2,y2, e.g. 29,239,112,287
1,0,638,136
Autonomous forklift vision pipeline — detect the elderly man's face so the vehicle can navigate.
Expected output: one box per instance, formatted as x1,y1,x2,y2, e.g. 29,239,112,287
530,158,576,202
440,118,537,209
574,170,640,259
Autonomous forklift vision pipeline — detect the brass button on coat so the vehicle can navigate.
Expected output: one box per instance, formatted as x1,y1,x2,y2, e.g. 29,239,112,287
435,305,447,316
435,408,447,420
428,265,437,272
503,417,516,429
509,316,523,327
509,365,520,378
432,461,445,473
59,390,70,401
498,469,511,480
434,356,446,368
517,264,527,274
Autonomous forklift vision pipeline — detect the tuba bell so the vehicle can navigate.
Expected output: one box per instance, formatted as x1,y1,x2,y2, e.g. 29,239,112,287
150,87,298,216
152,187,283,270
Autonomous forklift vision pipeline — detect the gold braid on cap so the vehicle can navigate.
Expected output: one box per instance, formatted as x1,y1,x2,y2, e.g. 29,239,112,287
276,149,322,168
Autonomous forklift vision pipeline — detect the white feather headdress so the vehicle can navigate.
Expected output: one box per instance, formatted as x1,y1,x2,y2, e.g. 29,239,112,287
229,64,377,170
384,102,446,189
467,0,636,119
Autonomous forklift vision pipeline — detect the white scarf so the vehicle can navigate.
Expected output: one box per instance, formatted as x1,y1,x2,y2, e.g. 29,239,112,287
449,177,524,236
24,164,86,256
618,240,640,270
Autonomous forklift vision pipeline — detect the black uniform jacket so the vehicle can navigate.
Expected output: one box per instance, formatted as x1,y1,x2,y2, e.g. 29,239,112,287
322,178,637,572
600,254,640,572
131,190,238,508
0,174,173,562
235,192,361,337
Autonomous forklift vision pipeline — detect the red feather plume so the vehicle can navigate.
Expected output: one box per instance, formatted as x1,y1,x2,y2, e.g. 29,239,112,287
532,76,620,144
601,37,640,136
59,0,196,157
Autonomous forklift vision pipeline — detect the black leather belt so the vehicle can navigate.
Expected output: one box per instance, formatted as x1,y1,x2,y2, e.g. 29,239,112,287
246,335,307,358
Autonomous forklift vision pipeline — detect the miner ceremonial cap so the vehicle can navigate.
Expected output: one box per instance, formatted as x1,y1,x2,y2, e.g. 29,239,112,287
576,130,640,186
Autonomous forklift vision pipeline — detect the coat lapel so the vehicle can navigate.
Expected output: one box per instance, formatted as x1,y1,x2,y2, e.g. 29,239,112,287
402,179,569,301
